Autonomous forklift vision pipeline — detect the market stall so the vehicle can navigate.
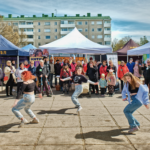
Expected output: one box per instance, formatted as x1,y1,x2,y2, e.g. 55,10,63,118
22,44,37,52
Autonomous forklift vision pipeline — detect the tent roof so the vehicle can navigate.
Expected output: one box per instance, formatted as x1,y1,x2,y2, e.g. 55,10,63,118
128,42,150,56
39,27,112,54
0,35,29,56
22,44,37,51
116,39,139,55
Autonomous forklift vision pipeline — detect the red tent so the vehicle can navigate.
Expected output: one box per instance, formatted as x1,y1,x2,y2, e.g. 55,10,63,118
116,39,139,55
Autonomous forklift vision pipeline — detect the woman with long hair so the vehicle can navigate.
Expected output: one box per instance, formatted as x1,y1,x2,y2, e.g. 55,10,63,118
122,72,149,133
60,67,98,112
12,71,42,128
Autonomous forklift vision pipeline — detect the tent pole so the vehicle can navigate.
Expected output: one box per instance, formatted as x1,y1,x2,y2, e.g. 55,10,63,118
17,56,19,68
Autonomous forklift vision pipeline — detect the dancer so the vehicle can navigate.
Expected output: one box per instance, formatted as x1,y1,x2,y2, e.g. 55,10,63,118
12,71,42,128
60,67,98,112
122,72,149,133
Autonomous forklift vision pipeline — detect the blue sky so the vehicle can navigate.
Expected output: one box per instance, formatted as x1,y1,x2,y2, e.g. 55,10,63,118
0,0,150,42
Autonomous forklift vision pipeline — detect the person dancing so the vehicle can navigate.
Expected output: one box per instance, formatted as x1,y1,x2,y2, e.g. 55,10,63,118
122,72,149,133
60,67,98,112
12,71,42,128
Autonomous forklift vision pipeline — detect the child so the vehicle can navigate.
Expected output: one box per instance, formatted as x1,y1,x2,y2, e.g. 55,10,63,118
106,69,116,96
99,73,107,96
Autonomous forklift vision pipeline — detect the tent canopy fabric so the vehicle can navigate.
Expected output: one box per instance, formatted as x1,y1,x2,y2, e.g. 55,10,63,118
0,35,29,56
39,28,112,54
116,39,139,55
22,44,37,51
128,42,150,56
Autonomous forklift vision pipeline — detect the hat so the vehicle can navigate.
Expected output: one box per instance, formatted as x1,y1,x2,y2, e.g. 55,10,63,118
90,57,93,60
109,69,113,73
101,74,105,77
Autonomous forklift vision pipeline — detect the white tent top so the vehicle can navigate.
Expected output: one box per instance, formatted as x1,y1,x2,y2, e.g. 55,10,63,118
127,42,150,56
39,27,112,54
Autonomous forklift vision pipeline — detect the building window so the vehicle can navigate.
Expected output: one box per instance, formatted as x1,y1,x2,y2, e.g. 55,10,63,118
27,35,33,38
61,35,65,38
97,35,102,39
105,41,111,45
85,21,88,25
97,21,102,25
27,28,33,32
38,22,40,25
105,28,111,31
26,22,33,25
92,35,95,39
61,21,64,24
45,36,50,39
78,29,82,32
104,20,111,23
98,42,102,45
38,29,40,32
91,21,94,25
55,29,57,32
85,28,88,32
38,43,41,46
44,29,50,32
77,22,82,25
45,22,50,25
19,21,25,25
85,35,88,38
61,28,67,31
68,28,73,31
105,35,111,38
97,28,102,32
55,36,57,39
38,36,40,39
13,23,18,26
68,21,74,24
92,28,94,32
55,22,57,25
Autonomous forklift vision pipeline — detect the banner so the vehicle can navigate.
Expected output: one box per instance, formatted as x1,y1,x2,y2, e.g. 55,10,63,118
143,54,150,64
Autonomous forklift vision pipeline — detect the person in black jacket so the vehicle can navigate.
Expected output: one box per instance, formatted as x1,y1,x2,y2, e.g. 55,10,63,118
54,59,61,86
36,60,51,97
87,61,99,95
142,59,150,88
107,60,117,75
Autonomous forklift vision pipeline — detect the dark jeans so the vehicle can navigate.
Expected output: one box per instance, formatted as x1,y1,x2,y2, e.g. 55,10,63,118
49,73,53,87
17,82,23,98
6,81,14,95
55,75,60,85
90,84,98,93
121,80,124,91
145,78,150,86
101,88,105,95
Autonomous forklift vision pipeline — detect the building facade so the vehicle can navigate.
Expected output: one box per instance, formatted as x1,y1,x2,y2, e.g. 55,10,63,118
2,13,111,48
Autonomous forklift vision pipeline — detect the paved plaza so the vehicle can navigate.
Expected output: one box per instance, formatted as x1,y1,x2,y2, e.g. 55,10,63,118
0,88,150,150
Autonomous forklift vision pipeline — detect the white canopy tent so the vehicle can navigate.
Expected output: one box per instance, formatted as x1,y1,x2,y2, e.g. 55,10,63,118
127,42,150,56
39,27,112,54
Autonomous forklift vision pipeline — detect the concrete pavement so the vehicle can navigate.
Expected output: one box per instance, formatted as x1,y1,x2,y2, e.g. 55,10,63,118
0,89,150,150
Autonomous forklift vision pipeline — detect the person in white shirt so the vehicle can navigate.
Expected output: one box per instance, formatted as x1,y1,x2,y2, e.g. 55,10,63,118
15,63,27,99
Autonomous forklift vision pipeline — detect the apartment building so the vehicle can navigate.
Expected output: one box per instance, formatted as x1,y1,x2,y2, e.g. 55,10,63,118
2,13,111,48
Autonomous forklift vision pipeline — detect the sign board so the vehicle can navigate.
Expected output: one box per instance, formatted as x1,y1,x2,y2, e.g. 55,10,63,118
143,54,150,64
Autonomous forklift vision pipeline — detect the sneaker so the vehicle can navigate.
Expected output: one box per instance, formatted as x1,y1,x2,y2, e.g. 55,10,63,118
129,125,140,129
18,119,28,128
47,94,52,97
30,118,39,124
128,127,139,133
77,106,83,112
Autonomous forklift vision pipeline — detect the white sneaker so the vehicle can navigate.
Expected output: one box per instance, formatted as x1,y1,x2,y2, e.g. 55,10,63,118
18,119,28,128
30,118,39,124
77,106,83,112
12,89,15,92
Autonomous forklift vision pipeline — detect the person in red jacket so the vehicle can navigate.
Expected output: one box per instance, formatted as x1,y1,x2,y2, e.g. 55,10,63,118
24,60,30,69
117,61,129,90
99,60,108,78
60,64,71,94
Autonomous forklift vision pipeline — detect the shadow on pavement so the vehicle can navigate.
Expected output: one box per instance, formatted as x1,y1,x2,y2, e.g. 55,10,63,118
75,128,133,142
36,107,77,115
0,122,20,133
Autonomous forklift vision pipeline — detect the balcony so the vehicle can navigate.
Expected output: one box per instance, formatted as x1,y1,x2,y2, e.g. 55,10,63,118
19,31,34,35
104,23,111,27
27,38,34,42
60,31,71,35
104,30,111,34
18,24,33,28
104,37,111,41
60,24,75,28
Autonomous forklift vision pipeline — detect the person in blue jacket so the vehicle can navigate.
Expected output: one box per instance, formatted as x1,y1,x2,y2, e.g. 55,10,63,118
126,58,135,73
122,72,149,133
28,61,37,94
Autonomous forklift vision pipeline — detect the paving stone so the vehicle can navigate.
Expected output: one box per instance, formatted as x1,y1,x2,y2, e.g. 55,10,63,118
38,128,83,145
102,100,127,106
52,100,75,108
80,99,103,107
137,106,150,115
85,145,134,150
44,116,80,127
134,144,150,150
31,100,53,108
80,115,116,127
80,127,129,145
0,128,41,146
35,145,84,150
0,146,34,150
0,116,14,127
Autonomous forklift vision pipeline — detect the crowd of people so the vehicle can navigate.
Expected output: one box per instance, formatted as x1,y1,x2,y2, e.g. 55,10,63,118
0,56,150,133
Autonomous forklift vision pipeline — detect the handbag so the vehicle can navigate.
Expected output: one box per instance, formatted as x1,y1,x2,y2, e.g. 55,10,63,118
4,76,8,81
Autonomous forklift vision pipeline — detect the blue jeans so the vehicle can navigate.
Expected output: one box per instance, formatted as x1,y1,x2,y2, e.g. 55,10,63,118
49,73,53,86
12,94,36,120
71,85,83,107
123,95,142,128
